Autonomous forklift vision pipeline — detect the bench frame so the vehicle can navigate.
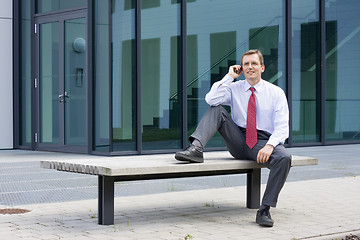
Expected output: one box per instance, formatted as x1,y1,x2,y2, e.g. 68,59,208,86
98,168,260,225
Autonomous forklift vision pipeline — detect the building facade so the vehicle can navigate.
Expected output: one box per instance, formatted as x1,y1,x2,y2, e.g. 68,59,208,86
6,0,360,155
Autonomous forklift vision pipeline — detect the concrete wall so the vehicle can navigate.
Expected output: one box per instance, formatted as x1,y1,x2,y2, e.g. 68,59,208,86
0,0,13,149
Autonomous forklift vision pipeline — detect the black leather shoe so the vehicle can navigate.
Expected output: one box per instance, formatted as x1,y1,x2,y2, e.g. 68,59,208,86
256,209,274,227
175,145,204,163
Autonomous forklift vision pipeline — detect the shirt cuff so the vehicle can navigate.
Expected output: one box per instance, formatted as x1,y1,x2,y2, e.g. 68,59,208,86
266,139,280,148
216,74,234,87
223,74,235,83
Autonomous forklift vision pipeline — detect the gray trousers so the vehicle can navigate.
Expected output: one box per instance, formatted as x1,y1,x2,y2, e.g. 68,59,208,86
190,106,291,207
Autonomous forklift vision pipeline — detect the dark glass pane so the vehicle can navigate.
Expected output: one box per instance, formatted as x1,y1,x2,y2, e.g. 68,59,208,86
19,0,32,146
112,0,136,151
141,0,182,150
94,0,110,151
325,0,360,141
291,0,321,143
64,18,87,146
186,0,286,148
141,0,160,9
36,0,87,13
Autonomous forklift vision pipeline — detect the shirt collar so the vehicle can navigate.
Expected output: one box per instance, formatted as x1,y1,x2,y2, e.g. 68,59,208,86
245,79,263,92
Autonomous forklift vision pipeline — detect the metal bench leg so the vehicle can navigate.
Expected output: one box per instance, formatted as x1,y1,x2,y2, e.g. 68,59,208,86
98,175,115,225
246,169,261,209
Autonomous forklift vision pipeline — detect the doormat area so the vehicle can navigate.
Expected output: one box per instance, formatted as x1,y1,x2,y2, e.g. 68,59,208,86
0,208,31,214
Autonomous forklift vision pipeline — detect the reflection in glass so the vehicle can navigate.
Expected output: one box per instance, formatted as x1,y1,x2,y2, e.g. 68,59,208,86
39,22,59,144
291,0,320,143
112,0,136,151
325,0,360,141
64,18,87,146
141,0,182,150
186,0,285,148
36,0,87,13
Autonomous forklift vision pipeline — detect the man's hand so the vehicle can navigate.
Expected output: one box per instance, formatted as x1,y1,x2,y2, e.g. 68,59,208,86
228,65,242,79
257,144,274,164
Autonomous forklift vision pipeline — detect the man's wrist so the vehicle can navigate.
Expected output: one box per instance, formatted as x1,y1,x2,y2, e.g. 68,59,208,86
225,73,236,80
265,144,275,152
228,73,237,79
265,141,277,148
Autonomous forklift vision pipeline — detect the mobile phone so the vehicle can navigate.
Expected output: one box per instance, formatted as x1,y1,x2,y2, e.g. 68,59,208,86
234,66,242,74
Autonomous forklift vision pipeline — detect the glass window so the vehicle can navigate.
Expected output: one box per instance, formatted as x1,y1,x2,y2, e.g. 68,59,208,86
112,0,136,151
36,0,87,13
186,0,286,148
19,0,32,146
141,0,182,150
93,0,110,151
39,22,59,144
64,18,87,146
325,0,360,141
291,0,321,143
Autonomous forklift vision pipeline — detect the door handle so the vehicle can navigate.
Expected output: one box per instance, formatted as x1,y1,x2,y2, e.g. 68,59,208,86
59,91,70,103
59,93,64,103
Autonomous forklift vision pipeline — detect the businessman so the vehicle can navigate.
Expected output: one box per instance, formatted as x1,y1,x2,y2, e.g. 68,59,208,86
175,49,291,227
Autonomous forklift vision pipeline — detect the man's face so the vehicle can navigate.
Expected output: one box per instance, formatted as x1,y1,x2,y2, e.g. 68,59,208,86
242,54,265,84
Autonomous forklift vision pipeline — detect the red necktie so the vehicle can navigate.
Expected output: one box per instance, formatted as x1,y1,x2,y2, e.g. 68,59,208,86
246,87,257,149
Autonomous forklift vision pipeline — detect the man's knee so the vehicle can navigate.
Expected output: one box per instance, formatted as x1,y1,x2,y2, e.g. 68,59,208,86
269,149,291,169
207,105,230,119
208,105,226,113
280,154,291,168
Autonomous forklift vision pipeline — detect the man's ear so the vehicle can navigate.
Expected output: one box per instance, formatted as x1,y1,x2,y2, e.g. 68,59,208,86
261,65,265,73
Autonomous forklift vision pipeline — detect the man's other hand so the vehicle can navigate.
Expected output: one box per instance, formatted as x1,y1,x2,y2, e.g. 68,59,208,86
257,144,274,164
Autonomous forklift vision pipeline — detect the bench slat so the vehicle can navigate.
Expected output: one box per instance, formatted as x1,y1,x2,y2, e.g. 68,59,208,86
40,152,318,177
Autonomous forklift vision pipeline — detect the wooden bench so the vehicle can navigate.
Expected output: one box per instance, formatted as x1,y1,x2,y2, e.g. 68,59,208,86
40,151,318,225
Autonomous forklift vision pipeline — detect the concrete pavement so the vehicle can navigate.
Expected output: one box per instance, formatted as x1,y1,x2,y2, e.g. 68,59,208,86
1,144,360,239
1,177,360,240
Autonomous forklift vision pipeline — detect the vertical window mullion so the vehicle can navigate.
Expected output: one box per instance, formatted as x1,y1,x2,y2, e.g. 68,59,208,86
87,0,93,154
181,0,187,149
136,0,142,153
109,0,113,152
320,0,326,144
31,0,37,150
286,0,292,146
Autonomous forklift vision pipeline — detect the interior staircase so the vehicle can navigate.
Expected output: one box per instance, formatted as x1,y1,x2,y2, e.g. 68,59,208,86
142,49,279,140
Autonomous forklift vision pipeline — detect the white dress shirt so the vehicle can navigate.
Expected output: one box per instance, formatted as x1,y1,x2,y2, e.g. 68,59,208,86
205,74,289,147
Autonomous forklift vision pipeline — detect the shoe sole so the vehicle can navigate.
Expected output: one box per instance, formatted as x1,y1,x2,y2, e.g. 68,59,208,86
256,218,274,227
175,153,204,163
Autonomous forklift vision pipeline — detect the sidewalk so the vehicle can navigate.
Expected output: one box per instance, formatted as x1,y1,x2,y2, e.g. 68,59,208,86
1,145,360,239
1,177,359,240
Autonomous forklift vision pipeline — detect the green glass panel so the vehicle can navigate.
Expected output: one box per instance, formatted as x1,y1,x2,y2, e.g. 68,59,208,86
291,0,320,143
94,0,110,151
141,0,182,150
112,0,136,151
39,22,59,144
141,0,160,9
186,0,286,148
325,0,360,141
64,18,87,146
36,0,87,13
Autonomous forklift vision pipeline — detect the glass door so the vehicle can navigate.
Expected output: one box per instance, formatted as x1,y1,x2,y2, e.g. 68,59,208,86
35,11,87,152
